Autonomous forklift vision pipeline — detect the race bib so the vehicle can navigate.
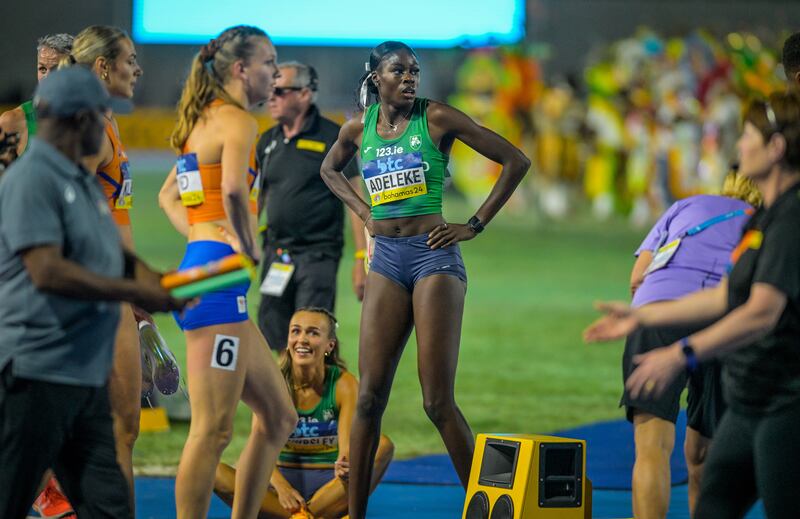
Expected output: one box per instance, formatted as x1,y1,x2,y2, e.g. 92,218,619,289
362,151,427,206
211,334,239,371
248,166,260,203
260,261,295,296
176,153,205,206
644,238,681,275
115,160,133,209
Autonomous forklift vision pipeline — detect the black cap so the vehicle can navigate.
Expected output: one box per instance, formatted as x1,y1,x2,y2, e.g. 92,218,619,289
33,66,133,117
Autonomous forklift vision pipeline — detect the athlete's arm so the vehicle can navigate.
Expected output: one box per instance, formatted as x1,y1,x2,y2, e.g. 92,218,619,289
83,125,114,173
269,467,305,512
334,372,359,479
158,165,190,237
630,250,653,297
220,108,260,264
426,101,530,248
321,118,372,230
0,108,25,166
347,176,367,301
21,244,184,313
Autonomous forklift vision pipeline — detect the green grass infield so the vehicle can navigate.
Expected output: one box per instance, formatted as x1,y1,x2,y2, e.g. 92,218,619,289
130,172,641,471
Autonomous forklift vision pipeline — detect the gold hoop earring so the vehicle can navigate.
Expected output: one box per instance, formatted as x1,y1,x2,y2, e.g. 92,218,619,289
102,72,109,81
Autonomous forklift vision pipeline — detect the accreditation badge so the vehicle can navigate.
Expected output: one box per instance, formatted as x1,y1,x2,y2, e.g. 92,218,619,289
644,238,681,275
115,159,133,209
260,262,295,297
176,153,205,206
249,167,261,203
362,151,427,206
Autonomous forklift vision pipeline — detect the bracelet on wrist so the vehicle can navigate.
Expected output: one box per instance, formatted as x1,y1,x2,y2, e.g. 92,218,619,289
354,249,366,260
680,337,699,374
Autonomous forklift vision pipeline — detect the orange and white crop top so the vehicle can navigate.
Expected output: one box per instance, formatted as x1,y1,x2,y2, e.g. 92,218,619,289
96,121,133,225
175,102,260,224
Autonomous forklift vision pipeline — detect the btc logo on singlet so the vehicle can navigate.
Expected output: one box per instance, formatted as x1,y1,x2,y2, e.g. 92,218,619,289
362,150,428,206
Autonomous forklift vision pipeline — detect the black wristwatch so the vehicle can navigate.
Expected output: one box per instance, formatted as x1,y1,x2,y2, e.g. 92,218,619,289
467,215,485,235
680,337,698,374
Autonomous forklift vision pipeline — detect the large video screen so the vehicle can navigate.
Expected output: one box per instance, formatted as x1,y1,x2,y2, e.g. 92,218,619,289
133,0,525,48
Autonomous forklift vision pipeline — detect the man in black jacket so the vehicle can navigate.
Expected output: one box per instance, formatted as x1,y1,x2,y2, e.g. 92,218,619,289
256,61,366,351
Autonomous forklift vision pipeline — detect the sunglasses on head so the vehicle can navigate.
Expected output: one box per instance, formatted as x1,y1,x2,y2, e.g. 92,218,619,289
273,86,305,97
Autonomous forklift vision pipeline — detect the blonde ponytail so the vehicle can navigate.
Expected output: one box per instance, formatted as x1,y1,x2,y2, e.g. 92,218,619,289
170,25,270,151
59,25,128,71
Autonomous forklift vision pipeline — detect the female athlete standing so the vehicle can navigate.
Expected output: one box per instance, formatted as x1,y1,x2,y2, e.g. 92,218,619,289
58,25,143,512
159,25,296,518
320,41,530,517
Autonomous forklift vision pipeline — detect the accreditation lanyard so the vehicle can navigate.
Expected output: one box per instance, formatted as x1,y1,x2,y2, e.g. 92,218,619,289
260,248,295,297
644,208,753,276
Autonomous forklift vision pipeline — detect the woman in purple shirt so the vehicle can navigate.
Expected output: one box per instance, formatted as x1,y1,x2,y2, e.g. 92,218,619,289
590,172,760,519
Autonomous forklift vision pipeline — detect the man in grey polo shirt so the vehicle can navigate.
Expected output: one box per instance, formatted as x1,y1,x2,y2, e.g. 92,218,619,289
0,67,185,519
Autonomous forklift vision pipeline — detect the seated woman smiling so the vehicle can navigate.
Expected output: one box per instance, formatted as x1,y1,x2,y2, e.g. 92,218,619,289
215,307,394,518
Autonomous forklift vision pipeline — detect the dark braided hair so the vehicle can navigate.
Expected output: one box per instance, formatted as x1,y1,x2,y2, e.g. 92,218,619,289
355,40,418,110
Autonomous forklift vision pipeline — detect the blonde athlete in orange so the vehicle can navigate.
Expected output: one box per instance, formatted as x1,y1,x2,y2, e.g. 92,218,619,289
52,25,144,513
159,25,296,519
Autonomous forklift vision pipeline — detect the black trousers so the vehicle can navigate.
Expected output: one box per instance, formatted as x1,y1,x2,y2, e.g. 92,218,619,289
695,401,800,519
258,246,340,351
0,365,132,519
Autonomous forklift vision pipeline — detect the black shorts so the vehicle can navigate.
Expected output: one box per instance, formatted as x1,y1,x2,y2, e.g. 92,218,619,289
258,246,340,351
621,324,726,438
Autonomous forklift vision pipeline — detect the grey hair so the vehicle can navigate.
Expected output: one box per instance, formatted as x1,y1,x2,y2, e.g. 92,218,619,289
279,61,318,102
37,33,74,55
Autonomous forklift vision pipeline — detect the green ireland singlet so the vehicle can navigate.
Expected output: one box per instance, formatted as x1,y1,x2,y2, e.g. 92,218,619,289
360,97,449,219
278,365,342,467
20,101,37,153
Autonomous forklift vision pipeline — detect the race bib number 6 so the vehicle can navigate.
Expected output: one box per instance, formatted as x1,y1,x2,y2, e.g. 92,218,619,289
211,334,240,371
362,151,427,206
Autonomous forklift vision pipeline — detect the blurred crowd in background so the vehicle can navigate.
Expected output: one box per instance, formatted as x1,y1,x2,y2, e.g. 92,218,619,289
448,28,790,225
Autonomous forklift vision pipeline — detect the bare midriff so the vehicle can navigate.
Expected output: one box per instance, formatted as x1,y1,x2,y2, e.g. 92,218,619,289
372,213,446,237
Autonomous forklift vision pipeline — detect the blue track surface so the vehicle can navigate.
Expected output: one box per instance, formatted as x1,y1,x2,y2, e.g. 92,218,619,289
134,478,766,518
128,412,762,517
384,412,690,489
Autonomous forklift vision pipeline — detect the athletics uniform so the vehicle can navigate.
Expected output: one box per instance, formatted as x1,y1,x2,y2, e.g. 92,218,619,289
20,101,36,153
96,121,133,225
173,100,260,330
695,183,800,518
361,98,466,290
277,365,342,500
